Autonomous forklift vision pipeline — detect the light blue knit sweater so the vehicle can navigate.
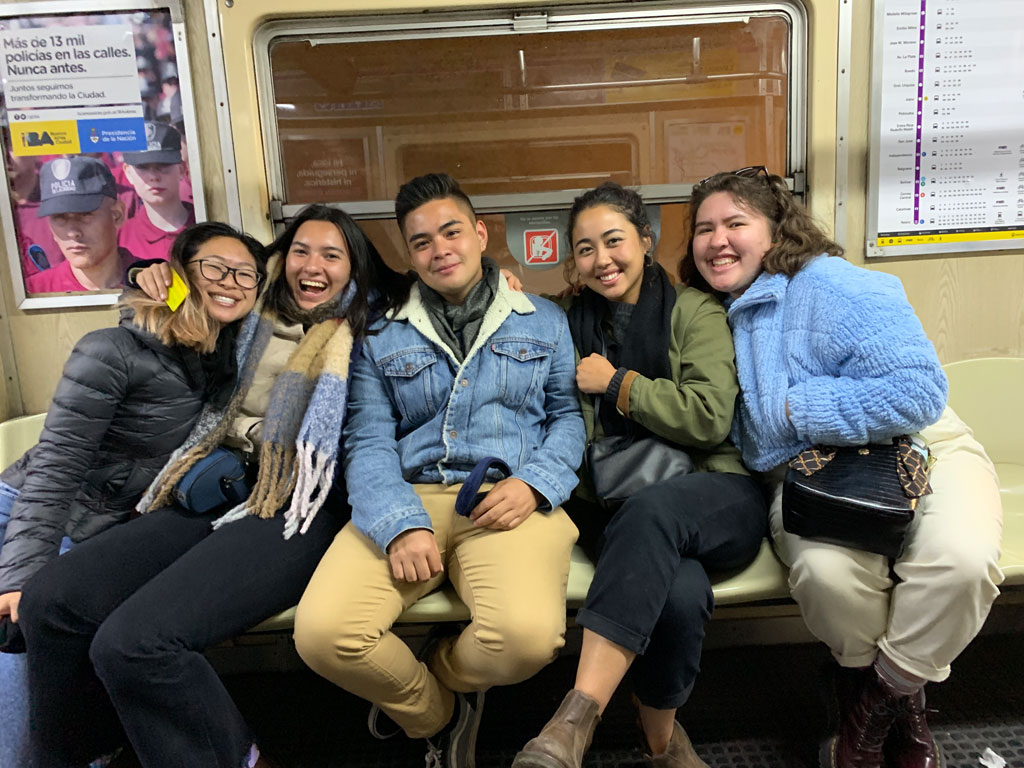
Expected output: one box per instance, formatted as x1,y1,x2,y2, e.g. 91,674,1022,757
727,255,947,472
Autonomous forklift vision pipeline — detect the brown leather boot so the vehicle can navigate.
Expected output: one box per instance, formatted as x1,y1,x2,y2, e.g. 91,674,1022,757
511,690,601,768
820,671,902,768
884,688,944,768
648,721,708,768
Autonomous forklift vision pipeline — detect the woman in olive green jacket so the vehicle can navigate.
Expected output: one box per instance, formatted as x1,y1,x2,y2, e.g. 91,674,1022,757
513,182,766,768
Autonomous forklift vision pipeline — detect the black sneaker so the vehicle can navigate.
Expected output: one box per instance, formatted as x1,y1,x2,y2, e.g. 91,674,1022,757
368,624,465,740
424,690,486,768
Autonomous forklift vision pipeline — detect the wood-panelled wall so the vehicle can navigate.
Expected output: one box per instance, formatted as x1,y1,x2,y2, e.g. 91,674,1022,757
0,0,1020,420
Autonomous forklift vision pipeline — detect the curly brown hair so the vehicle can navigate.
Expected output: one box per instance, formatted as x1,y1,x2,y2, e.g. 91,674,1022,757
678,171,843,292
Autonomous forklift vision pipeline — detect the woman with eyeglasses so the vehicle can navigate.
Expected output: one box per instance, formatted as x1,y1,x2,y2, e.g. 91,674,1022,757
682,169,1002,768
17,204,412,768
0,221,264,766
512,182,766,768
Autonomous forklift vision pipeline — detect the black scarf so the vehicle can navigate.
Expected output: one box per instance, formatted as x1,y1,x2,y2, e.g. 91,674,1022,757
197,323,238,410
418,258,500,363
567,263,675,437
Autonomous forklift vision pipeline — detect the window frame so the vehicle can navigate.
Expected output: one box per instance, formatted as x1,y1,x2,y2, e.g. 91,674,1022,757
254,0,808,224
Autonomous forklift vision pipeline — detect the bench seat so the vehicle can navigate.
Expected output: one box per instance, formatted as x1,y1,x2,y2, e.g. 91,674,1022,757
2,355,1021,637
248,538,792,633
214,356,1024,633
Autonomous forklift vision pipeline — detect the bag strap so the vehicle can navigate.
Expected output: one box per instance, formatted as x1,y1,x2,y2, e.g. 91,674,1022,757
455,456,512,517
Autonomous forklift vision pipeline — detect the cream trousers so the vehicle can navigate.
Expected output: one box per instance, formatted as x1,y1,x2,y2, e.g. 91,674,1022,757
294,483,578,737
768,407,1004,682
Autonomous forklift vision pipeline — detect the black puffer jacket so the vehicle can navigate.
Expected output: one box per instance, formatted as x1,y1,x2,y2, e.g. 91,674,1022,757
0,318,217,594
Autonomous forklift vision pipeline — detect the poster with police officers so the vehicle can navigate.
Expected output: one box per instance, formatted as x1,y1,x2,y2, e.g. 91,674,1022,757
0,4,202,307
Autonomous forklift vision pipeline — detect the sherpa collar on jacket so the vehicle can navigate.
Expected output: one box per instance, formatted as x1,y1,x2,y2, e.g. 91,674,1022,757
392,275,537,365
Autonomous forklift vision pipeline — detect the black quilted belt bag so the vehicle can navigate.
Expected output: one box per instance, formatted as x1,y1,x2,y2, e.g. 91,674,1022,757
781,437,933,559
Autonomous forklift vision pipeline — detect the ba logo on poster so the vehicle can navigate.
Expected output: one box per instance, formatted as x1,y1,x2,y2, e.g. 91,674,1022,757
21,131,54,148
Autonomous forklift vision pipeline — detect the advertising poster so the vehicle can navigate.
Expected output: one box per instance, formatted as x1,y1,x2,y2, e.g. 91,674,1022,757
0,4,203,307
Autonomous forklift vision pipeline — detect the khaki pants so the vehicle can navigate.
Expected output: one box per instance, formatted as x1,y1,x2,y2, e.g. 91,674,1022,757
294,483,579,737
769,407,1004,682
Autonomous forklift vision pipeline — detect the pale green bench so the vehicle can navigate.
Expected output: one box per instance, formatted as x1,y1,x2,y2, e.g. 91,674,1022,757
0,412,45,472
943,357,1024,584
249,538,789,633
3,356,1021,635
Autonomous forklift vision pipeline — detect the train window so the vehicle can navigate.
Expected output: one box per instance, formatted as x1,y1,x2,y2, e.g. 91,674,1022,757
256,2,806,286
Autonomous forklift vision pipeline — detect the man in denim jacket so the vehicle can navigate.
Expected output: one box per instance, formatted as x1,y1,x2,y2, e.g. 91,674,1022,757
295,173,584,768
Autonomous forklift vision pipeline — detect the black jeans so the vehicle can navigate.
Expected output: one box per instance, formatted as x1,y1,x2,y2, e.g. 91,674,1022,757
19,502,343,768
572,471,766,710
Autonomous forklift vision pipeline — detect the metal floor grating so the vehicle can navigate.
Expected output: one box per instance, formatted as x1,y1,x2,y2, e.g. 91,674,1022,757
205,631,1024,767
77,622,983,765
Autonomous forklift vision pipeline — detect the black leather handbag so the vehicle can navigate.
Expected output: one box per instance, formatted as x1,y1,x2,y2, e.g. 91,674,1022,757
781,437,932,559
173,447,251,516
587,434,693,506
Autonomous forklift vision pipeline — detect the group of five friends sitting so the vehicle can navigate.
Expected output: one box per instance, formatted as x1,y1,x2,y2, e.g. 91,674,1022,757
0,169,1003,768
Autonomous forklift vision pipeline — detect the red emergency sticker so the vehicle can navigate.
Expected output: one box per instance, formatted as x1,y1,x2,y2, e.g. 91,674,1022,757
524,229,559,265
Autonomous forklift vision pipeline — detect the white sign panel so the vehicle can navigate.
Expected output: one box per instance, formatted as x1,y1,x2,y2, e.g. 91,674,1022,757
0,25,140,109
867,0,1024,256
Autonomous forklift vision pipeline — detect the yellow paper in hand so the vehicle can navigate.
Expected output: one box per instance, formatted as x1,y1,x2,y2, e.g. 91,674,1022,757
165,268,189,312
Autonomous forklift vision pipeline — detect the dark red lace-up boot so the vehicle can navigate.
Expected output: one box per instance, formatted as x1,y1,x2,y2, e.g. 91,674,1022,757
884,687,944,768
820,671,902,768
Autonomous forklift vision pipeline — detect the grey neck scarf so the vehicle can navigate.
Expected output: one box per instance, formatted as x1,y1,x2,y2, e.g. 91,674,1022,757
418,257,500,363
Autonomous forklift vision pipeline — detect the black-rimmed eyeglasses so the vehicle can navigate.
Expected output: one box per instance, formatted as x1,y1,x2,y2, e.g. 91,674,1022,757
694,165,769,189
190,259,262,290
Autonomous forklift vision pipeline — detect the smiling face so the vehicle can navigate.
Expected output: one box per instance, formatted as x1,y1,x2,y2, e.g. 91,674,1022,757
124,162,183,207
186,236,259,324
284,219,352,310
571,204,651,305
403,197,486,305
691,191,773,298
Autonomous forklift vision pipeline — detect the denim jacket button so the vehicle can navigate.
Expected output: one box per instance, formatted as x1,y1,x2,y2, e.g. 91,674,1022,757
449,430,458,439
405,362,414,372
461,378,469,387
519,348,528,356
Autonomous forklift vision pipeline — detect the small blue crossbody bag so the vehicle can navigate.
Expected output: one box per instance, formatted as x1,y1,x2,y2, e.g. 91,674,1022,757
173,447,251,515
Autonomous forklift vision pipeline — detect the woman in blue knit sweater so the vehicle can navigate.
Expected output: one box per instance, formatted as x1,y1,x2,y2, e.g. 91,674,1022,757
680,169,1003,768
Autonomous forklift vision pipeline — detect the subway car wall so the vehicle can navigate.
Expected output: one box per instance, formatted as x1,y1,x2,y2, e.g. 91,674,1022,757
0,0,1021,419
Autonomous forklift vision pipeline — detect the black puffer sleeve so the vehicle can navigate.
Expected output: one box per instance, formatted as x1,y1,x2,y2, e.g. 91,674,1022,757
0,329,130,593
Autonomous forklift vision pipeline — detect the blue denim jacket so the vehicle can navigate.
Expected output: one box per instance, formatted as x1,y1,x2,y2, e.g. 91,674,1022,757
343,278,585,552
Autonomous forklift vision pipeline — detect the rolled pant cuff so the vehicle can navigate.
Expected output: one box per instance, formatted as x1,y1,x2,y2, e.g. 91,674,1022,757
876,639,951,683
833,648,878,669
634,679,695,711
576,608,649,655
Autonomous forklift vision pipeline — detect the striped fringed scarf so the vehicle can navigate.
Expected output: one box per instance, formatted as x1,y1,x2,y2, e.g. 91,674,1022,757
137,285,355,539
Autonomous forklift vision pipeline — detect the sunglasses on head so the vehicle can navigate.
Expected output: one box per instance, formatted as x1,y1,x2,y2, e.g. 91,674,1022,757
694,165,768,189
